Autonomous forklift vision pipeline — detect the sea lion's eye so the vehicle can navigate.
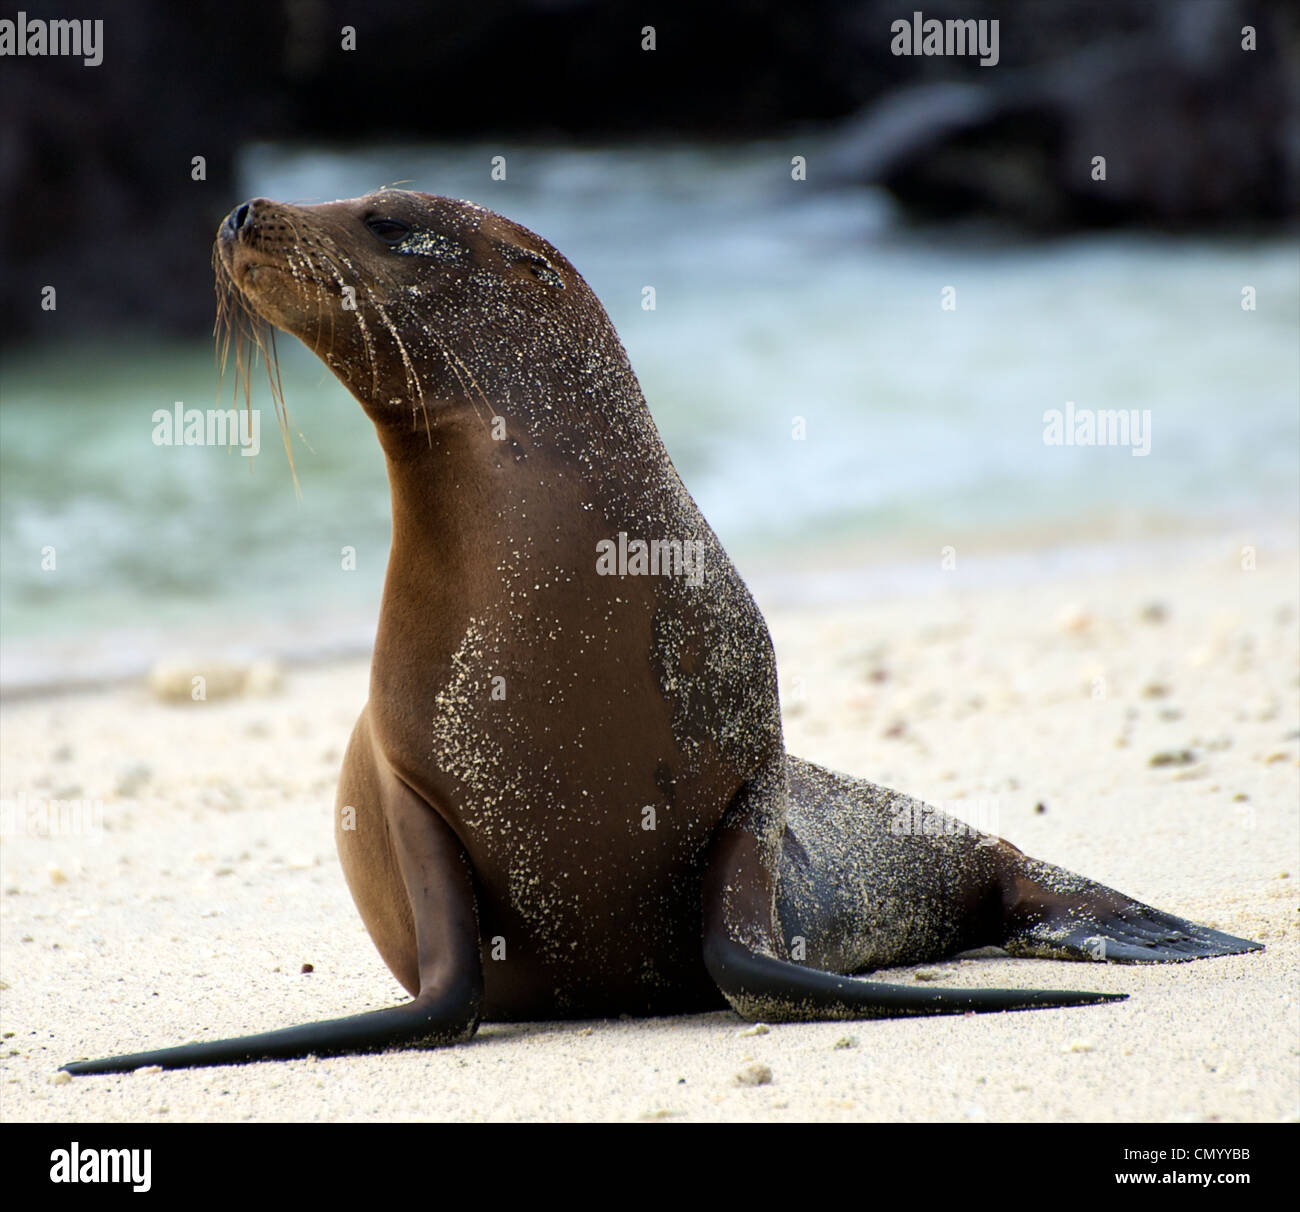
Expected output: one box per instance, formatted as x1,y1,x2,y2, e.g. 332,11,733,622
365,217,410,245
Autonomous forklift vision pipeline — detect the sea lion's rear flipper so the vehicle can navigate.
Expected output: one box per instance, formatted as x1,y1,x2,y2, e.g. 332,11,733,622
1001,856,1264,965
702,767,1125,1020
62,755,484,1074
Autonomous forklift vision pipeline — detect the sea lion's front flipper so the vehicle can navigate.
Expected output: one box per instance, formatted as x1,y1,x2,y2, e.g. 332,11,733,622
1001,856,1264,965
60,990,476,1075
701,768,1125,1021
62,755,483,1074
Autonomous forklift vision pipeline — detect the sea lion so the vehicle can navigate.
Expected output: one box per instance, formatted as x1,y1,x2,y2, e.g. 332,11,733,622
62,190,1261,1073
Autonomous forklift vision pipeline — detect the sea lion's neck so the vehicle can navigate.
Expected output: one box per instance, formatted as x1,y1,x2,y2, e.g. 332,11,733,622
374,405,507,623
365,405,569,774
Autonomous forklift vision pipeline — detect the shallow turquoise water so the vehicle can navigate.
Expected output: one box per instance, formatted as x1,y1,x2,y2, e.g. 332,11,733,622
1,141,1297,677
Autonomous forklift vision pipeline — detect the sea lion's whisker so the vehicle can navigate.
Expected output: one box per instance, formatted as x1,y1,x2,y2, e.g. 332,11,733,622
354,284,435,443
430,337,495,433
315,238,435,434
212,240,301,493
277,212,343,379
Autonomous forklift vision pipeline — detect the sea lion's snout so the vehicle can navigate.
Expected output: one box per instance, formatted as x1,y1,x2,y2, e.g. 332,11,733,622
216,197,310,301
217,198,271,272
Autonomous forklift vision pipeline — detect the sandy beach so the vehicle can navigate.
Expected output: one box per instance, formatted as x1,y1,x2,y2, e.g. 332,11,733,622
2,536,1296,1123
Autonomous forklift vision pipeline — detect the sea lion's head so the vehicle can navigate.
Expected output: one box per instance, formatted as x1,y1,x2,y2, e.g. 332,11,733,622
213,189,620,441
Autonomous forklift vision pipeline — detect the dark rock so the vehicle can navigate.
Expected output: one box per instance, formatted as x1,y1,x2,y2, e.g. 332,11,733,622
827,1,1299,230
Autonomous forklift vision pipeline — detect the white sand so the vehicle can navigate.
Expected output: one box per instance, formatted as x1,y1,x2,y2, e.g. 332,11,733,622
2,539,1296,1122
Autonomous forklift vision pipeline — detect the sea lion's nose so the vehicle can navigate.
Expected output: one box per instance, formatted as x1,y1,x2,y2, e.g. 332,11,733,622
223,198,267,237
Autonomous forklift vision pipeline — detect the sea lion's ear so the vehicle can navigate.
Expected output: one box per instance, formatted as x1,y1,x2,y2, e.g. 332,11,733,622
498,244,566,290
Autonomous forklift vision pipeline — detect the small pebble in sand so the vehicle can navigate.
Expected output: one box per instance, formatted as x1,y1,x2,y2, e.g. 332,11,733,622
736,1063,772,1087
1139,602,1169,624
1141,682,1171,699
301,963,314,974
739,1023,769,1037
913,969,942,982
46,865,67,886
1034,802,1047,814
1061,1039,1095,1054
833,1036,858,1050
1149,749,1197,767
1056,604,1093,634
114,764,153,797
